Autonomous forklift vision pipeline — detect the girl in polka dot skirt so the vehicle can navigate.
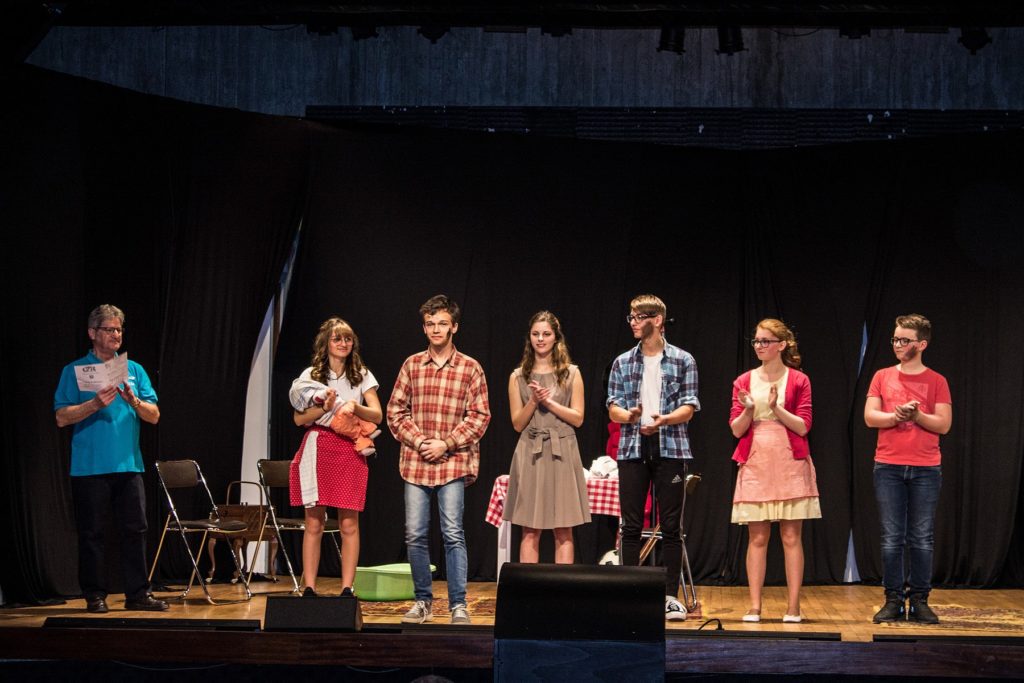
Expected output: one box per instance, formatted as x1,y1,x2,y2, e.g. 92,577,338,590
288,317,382,596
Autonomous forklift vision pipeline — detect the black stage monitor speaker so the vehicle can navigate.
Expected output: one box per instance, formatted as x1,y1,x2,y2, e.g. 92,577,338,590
263,594,363,632
494,563,665,681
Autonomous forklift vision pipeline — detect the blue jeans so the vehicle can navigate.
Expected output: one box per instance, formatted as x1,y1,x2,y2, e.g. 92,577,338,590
873,463,942,599
404,478,467,605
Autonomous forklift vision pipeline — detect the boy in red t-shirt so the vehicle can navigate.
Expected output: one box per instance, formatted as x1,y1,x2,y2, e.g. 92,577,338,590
864,314,952,624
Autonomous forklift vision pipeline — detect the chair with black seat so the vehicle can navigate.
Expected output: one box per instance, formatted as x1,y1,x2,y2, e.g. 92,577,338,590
148,460,253,605
256,458,341,593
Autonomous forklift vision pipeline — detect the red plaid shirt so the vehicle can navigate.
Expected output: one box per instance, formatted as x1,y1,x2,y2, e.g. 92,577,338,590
387,347,491,486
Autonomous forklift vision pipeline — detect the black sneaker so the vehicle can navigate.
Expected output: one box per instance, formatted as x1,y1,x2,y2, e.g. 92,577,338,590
908,595,939,624
302,587,317,597
872,592,905,623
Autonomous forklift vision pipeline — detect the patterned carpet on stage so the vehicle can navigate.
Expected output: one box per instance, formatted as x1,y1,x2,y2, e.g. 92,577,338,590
360,596,496,617
882,605,1024,632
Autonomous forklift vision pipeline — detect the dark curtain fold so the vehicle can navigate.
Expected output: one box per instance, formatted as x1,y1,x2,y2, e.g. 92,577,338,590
2,67,172,602
153,106,311,582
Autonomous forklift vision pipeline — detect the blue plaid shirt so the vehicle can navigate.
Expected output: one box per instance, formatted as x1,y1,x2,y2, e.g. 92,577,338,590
606,341,700,460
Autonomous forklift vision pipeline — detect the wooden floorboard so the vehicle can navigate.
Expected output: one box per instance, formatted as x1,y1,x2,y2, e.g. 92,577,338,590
2,580,1023,678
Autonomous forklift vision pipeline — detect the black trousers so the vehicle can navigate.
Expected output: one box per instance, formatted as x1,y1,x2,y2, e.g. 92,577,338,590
618,434,687,596
71,472,151,601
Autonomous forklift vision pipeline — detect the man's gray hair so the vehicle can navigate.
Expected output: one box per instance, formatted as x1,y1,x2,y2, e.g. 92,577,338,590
87,304,125,329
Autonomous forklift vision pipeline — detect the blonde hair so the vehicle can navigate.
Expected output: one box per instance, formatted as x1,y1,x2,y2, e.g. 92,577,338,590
519,311,573,386
756,318,802,369
630,294,666,318
310,317,367,387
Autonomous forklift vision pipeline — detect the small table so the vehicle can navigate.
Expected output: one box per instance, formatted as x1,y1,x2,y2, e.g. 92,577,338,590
486,474,620,573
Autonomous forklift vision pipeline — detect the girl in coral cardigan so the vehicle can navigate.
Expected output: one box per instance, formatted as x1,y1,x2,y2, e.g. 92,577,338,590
729,318,820,623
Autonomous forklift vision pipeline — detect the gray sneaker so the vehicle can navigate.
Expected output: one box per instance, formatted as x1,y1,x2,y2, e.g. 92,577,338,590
401,600,433,624
450,603,471,624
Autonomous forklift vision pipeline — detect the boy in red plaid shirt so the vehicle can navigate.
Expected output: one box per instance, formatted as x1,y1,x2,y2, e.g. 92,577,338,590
387,295,490,624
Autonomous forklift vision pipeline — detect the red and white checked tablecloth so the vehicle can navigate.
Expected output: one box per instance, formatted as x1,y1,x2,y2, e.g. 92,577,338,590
485,474,620,527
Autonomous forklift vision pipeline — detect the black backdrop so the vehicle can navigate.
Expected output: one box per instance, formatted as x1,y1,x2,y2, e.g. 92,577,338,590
3,65,1022,604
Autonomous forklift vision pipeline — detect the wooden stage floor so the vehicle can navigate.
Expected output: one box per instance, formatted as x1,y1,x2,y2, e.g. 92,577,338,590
2,580,1023,679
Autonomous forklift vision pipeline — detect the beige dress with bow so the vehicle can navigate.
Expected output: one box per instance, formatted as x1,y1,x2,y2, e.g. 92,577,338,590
503,367,591,529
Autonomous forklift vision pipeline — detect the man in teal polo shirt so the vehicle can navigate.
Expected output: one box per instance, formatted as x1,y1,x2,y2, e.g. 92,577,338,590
54,304,168,613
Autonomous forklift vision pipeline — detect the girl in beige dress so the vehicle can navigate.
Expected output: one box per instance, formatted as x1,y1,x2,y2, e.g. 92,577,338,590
504,311,590,563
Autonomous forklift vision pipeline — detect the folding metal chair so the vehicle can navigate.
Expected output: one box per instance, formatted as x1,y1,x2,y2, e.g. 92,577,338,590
256,458,341,593
148,460,254,604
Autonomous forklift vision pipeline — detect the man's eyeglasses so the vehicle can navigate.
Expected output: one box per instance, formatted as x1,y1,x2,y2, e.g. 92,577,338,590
94,326,124,335
626,313,656,324
890,337,919,347
751,338,781,348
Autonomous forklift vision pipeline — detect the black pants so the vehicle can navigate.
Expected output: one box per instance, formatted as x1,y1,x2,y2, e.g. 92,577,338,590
618,434,687,596
72,472,151,601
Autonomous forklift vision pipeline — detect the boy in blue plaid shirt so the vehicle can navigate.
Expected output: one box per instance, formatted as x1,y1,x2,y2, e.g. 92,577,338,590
607,294,699,621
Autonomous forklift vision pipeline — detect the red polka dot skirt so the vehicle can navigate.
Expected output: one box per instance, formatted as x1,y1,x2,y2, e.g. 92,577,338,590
290,426,368,511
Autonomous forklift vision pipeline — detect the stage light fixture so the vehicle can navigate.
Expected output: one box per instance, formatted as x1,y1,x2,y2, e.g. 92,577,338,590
958,27,992,55
657,26,686,54
418,25,450,44
839,26,871,39
716,26,745,55
350,26,379,41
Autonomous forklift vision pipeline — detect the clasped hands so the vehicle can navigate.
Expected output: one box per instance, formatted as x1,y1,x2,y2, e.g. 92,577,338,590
893,400,920,423
527,380,553,408
418,438,449,463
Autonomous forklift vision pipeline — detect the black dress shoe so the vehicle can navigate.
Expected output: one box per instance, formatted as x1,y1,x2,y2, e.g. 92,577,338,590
86,597,109,614
124,594,169,611
302,586,317,597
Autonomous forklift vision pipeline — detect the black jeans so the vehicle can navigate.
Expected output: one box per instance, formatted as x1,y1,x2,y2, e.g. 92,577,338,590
618,434,687,596
72,472,151,601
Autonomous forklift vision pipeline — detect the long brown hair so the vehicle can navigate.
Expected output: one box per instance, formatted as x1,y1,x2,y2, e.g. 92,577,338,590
310,317,367,387
756,318,802,369
519,310,573,385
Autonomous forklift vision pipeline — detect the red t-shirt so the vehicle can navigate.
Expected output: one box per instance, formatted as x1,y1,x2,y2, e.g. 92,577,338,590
868,366,951,466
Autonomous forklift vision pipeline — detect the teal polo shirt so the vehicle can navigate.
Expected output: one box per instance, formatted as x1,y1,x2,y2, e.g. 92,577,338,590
54,350,158,476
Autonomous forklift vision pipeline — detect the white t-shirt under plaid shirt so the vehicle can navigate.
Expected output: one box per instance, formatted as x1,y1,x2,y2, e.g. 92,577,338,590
387,347,491,486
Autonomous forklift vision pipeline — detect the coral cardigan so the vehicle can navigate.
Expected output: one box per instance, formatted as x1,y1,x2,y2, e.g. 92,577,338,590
730,368,812,463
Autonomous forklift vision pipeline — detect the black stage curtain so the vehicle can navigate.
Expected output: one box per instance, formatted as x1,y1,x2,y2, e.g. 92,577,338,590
271,121,1024,587
0,66,305,603
4,66,1023,603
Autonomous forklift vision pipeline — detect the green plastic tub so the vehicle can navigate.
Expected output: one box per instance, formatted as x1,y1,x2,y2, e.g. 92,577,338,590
353,562,436,601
